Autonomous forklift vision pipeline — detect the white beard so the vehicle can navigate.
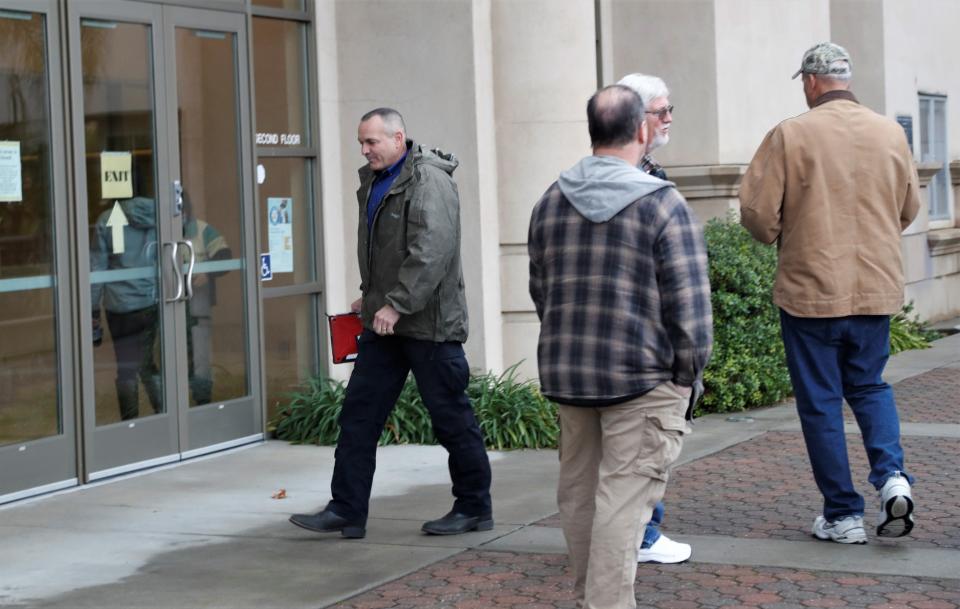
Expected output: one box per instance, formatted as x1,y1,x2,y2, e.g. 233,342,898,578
649,131,669,151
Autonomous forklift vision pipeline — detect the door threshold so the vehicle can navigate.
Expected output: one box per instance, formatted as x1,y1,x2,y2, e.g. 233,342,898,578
181,433,263,460
0,478,78,508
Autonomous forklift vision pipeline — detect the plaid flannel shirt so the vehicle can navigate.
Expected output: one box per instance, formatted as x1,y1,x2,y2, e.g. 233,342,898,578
640,154,668,180
528,182,712,404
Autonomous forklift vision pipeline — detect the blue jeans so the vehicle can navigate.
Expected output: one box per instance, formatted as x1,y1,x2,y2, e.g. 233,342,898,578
640,501,664,548
779,310,914,521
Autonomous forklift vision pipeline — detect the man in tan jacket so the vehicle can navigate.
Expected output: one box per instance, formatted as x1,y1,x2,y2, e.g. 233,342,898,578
740,42,920,545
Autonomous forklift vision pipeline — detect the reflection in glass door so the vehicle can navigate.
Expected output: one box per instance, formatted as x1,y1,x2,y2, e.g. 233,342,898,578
70,2,179,478
164,8,260,454
83,19,166,426
69,3,260,479
173,27,249,408
0,2,76,502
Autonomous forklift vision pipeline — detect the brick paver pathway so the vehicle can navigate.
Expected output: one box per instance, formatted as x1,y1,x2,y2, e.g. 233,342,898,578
332,551,960,609
330,367,960,608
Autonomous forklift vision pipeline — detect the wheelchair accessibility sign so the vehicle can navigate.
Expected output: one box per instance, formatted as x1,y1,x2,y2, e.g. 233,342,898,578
260,253,272,281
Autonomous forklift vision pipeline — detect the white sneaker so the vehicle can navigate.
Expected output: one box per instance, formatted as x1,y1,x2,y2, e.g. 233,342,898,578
877,472,914,538
636,534,692,563
812,515,867,544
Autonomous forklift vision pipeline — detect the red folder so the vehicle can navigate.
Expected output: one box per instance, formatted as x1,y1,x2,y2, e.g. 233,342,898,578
327,312,363,364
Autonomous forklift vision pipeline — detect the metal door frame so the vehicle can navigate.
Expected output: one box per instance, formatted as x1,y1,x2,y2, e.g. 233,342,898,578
0,0,78,503
67,0,181,480
161,5,262,456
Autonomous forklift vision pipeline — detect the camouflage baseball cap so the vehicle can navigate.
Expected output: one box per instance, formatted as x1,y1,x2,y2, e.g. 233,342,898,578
791,42,851,79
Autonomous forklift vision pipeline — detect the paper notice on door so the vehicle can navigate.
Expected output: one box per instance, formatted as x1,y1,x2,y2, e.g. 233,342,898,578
267,197,293,273
100,151,133,199
0,141,22,203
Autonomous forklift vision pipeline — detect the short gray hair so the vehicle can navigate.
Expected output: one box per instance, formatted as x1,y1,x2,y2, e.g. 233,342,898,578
360,107,406,136
617,73,669,109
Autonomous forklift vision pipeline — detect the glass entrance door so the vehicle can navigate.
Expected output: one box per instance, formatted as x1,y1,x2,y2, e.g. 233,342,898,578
0,0,76,502
163,7,260,456
70,1,260,480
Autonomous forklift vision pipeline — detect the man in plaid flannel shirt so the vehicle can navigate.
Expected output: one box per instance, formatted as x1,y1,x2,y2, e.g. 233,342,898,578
528,85,712,609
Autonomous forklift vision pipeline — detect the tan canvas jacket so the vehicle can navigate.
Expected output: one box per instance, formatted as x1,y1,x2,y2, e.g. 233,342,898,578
740,91,921,318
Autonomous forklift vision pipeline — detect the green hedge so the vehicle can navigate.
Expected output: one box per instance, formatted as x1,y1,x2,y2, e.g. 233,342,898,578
699,218,792,415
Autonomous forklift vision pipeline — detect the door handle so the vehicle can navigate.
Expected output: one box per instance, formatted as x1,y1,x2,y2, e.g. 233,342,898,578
180,240,196,301
164,241,184,303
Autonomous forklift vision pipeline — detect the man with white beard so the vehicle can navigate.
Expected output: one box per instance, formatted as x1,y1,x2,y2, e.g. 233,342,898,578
617,73,691,565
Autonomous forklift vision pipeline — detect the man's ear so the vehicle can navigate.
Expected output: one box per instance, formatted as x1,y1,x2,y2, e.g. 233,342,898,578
394,130,405,148
638,119,648,146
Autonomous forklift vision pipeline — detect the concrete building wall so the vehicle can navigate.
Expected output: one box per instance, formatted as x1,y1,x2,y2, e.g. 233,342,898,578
603,0,720,168
876,0,960,320
882,0,960,160
715,0,829,164
830,0,886,113
323,0,497,371
493,0,597,380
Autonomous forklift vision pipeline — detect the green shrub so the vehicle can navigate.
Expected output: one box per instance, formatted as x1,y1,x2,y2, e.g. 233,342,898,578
699,218,792,415
269,363,559,449
889,301,939,354
470,364,558,450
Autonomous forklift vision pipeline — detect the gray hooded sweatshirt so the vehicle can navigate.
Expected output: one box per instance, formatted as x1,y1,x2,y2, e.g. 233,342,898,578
557,155,672,222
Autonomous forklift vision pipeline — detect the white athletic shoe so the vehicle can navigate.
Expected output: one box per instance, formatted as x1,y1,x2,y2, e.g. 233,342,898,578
636,534,692,563
812,515,867,544
876,472,915,538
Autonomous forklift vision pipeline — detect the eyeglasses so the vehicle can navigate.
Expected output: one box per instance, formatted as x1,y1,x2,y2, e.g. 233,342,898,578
645,104,674,120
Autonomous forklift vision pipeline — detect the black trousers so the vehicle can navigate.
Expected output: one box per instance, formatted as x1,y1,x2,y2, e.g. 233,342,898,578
327,330,492,523
106,307,162,419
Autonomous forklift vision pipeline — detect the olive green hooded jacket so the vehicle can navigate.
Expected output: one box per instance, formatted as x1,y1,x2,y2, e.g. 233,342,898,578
356,140,468,343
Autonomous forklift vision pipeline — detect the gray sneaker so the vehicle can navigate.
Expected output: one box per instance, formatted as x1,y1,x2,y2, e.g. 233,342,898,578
812,515,867,544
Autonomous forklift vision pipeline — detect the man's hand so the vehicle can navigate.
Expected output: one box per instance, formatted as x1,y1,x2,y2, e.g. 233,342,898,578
350,297,362,313
373,304,400,336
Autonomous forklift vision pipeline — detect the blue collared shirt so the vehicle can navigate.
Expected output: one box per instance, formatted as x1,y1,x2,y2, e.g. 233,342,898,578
366,151,408,233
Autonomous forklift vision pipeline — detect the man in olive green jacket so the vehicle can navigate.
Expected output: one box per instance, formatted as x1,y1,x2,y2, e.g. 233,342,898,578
290,108,492,539
740,43,919,546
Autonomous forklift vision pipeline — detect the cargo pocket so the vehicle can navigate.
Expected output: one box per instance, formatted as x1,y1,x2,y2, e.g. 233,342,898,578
635,398,690,482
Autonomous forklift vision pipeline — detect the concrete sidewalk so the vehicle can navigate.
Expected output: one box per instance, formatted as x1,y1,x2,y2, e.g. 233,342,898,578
1,333,958,609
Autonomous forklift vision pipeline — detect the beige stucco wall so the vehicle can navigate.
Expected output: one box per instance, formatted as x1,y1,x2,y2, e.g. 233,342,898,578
877,0,960,320
603,0,720,167
320,0,500,373
715,0,829,164
882,0,960,161
830,0,886,113
494,0,597,381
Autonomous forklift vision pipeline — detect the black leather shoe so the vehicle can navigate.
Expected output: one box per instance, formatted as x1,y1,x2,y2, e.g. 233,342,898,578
421,510,494,535
289,509,366,538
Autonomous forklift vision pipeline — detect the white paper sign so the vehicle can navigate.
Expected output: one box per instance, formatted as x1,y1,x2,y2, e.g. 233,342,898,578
100,151,133,199
0,141,22,203
267,197,293,273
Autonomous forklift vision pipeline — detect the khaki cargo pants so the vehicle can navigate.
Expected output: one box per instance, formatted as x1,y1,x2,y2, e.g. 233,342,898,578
557,382,691,609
